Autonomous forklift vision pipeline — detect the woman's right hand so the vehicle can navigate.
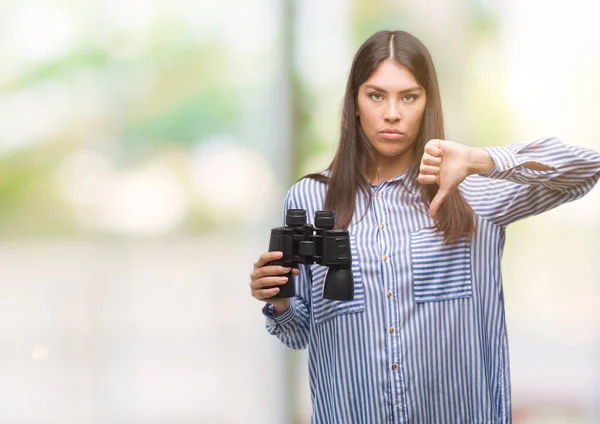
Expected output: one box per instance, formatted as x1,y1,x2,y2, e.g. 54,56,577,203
249,251,300,314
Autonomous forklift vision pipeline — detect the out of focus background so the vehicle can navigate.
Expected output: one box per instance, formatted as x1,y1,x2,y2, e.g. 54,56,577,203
0,0,598,423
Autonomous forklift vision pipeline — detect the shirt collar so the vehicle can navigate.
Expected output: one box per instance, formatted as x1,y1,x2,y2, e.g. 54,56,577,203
372,166,420,197
399,167,421,197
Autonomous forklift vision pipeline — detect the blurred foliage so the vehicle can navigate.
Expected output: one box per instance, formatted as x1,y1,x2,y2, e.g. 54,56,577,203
0,144,74,237
351,0,405,42
13,49,109,88
0,4,244,236
464,1,512,147
292,80,326,180
124,86,241,150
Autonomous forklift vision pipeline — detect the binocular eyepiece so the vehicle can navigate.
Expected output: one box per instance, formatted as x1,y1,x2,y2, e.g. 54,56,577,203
267,209,354,301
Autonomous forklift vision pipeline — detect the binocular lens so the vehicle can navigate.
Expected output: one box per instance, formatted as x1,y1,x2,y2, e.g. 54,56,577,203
322,267,354,300
315,211,335,229
286,209,307,227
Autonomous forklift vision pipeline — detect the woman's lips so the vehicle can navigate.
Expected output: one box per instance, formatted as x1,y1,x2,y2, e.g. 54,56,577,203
379,130,405,140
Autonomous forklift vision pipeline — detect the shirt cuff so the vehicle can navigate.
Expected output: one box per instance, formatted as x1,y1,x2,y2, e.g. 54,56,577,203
481,145,522,179
483,144,558,181
262,299,296,333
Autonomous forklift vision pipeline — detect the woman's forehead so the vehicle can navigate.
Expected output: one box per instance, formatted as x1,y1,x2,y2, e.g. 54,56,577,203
362,59,421,92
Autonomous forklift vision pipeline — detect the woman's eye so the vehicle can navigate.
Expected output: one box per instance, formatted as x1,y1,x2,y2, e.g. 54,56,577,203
369,93,383,101
403,94,416,102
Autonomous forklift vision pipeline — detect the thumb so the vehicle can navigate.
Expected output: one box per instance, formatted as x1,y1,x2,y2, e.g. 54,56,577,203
430,187,451,218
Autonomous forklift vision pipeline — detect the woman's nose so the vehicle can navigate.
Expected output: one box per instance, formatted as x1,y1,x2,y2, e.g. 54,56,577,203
383,102,401,122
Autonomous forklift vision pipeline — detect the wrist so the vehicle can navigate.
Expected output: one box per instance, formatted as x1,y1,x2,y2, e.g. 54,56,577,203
468,147,495,175
272,298,291,316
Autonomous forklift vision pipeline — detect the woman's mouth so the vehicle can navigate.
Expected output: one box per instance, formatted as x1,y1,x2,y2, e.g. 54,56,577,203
379,129,405,140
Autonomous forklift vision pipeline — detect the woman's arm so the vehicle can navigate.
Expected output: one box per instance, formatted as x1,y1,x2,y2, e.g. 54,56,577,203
420,137,600,227
260,188,313,350
262,265,311,350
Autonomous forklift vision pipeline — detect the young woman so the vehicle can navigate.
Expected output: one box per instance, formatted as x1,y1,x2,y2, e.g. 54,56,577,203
249,30,600,423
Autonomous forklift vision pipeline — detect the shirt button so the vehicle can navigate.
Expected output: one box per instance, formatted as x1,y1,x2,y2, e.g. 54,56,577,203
389,327,395,334
375,192,380,198
383,255,388,262
391,363,397,371
504,160,510,167
380,223,385,230
386,291,392,299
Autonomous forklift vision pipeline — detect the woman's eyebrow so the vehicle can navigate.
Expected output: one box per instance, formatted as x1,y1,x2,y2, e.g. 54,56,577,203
364,84,423,94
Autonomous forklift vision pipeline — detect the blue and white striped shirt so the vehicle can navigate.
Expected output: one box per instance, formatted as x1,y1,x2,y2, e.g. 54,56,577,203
262,137,600,424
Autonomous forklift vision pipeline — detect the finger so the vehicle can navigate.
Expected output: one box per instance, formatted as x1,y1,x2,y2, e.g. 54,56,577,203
418,174,438,185
251,265,291,280
419,164,439,175
252,287,280,301
291,268,300,275
425,140,443,157
258,287,280,300
254,251,283,269
252,276,289,290
250,276,288,291
422,154,442,166
430,187,451,217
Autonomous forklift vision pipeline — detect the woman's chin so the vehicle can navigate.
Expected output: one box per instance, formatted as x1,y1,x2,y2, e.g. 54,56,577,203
375,148,411,159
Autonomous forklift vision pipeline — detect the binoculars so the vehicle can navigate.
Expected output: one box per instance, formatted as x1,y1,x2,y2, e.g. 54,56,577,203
267,209,354,301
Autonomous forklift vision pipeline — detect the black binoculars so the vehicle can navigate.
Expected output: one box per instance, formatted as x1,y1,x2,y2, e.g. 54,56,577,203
267,209,354,301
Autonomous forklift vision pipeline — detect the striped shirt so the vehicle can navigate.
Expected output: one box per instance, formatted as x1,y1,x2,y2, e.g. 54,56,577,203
262,137,600,424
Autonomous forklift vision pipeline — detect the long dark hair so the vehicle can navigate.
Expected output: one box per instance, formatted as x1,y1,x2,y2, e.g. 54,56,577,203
306,30,475,244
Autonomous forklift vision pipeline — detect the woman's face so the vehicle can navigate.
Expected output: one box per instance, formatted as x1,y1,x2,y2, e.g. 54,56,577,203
357,58,427,171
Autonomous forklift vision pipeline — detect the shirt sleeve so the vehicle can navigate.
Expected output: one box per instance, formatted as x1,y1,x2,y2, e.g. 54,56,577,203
460,137,600,227
260,188,312,350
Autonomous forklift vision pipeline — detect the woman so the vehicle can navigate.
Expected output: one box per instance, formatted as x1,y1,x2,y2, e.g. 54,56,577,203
249,30,600,423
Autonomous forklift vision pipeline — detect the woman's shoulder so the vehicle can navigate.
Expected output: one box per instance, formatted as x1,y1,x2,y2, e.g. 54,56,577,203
286,171,328,209
289,171,328,193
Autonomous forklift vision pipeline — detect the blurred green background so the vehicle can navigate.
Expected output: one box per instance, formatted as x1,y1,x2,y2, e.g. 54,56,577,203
0,0,598,423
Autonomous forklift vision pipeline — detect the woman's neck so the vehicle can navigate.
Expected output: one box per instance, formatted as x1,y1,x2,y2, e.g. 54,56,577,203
369,156,412,185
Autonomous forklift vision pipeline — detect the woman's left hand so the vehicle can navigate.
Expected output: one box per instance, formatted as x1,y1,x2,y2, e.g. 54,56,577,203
418,139,493,217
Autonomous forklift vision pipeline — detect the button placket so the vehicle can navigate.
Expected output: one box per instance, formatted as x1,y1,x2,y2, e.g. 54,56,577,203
374,185,404,411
